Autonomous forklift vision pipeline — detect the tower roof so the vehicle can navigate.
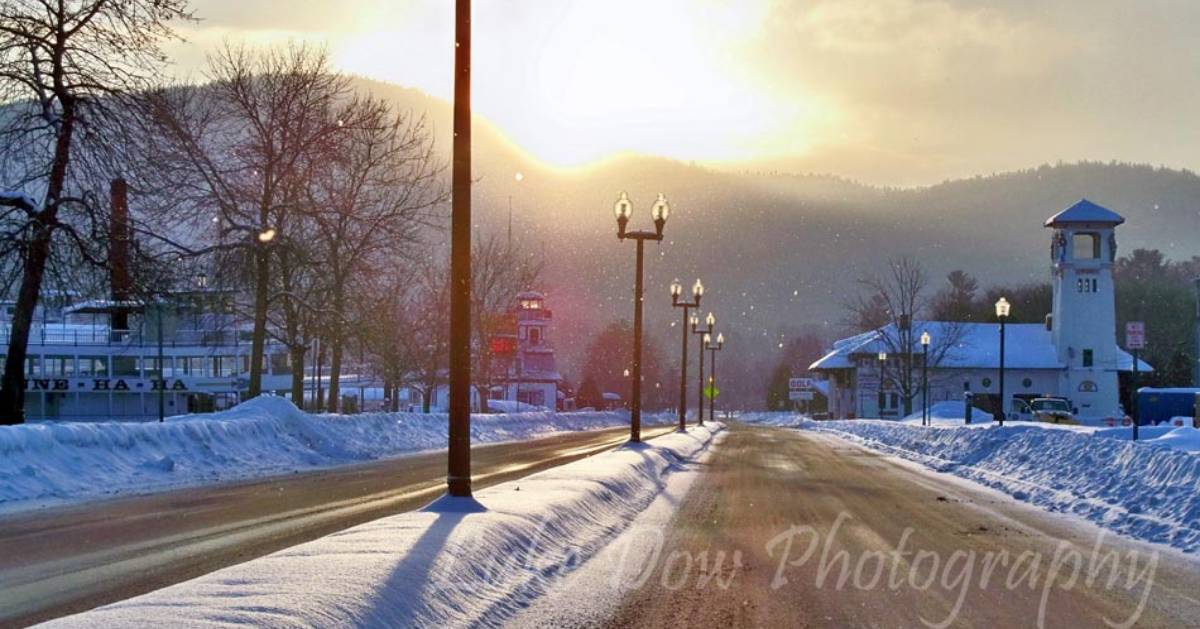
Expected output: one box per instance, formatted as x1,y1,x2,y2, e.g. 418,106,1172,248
1044,199,1125,228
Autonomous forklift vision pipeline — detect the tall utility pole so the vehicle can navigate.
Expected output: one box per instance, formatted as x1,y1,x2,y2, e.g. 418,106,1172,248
447,0,473,497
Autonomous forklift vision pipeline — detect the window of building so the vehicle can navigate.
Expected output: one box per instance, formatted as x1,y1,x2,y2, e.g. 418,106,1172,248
270,352,292,376
78,356,108,376
1073,232,1101,260
982,377,992,388
1076,278,1099,293
44,355,74,376
188,356,207,376
1022,377,1033,388
1082,349,1094,368
112,356,139,376
529,327,541,345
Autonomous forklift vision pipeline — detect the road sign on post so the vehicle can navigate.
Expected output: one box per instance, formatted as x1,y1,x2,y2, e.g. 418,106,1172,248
1126,321,1145,349
1126,321,1145,441
789,390,814,401
789,377,814,391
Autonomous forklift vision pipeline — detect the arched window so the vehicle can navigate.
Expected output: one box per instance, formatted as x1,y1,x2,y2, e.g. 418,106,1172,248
1073,232,1101,260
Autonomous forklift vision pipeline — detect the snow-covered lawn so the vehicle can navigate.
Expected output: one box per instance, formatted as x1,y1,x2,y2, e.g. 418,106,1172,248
741,413,1200,552
42,423,724,628
0,397,668,513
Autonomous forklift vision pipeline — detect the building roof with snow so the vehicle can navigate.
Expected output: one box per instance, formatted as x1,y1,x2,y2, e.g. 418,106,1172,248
810,321,1152,372
1044,199,1125,227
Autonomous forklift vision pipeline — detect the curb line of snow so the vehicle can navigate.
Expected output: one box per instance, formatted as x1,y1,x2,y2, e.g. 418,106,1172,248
0,397,674,513
43,423,725,628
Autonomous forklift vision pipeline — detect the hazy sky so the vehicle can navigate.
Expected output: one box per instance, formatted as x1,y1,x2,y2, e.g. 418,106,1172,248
167,0,1200,186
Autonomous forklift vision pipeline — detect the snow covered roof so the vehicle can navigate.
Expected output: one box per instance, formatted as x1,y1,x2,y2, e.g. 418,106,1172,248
1044,199,1125,227
810,321,1152,372
516,291,545,300
65,299,145,315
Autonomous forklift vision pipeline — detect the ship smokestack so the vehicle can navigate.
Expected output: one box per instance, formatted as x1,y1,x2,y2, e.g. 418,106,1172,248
109,178,132,332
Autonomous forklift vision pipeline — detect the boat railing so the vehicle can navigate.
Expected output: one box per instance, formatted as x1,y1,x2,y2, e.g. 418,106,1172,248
3,326,252,347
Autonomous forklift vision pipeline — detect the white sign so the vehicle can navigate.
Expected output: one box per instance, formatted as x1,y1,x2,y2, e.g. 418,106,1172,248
789,377,814,391
1125,321,1145,350
789,390,815,401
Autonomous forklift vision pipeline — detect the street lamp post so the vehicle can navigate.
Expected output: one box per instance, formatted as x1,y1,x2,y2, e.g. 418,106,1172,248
920,331,931,426
692,312,715,426
995,297,1011,427
614,191,670,442
447,0,473,497
671,279,703,431
877,351,888,418
706,332,724,421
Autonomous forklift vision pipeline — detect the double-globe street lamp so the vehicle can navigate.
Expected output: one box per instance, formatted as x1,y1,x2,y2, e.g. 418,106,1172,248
995,296,1011,427
615,191,670,443
671,279,703,431
920,331,931,426
691,312,715,425
705,332,725,421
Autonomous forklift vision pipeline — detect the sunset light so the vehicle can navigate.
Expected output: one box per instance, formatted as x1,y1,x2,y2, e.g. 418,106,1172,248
3,1,1200,626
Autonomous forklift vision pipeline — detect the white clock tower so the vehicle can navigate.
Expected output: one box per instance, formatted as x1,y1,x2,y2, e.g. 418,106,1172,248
1046,199,1124,418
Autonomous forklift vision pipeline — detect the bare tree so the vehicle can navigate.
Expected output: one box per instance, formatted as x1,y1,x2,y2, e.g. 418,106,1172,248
848,256,965,415
305,98,444,411
0,0,193,423
145,43,355,400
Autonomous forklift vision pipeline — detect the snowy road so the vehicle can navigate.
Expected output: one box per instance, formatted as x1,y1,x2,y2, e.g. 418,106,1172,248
523,423,1200,628
0,425,673,627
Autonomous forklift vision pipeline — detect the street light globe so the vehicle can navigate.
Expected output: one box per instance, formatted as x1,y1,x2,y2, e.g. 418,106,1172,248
689,312,699,327
703,333,712,346
613,191,633,220
995,296,1011,318
717,333,725,345
693,279,704,298
878,352,888,361
706,312,716,327
258,228,276,243
651,193,670,222
920,331,931,347
670,280,682,298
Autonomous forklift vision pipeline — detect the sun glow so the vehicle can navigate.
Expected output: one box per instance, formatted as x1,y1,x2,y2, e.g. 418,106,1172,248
331,0,823,168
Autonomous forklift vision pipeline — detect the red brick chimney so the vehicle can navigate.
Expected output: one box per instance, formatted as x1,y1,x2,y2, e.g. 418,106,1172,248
109,178,132,331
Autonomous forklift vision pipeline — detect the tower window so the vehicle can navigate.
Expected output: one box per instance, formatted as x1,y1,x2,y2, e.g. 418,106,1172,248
1076,278,1098,293
1072,233,1101,260
1082,349,1094,367
529,328,541,345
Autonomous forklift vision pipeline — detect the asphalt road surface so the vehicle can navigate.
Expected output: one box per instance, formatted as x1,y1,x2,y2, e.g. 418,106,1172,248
604,423,1200,628
0,424,673,628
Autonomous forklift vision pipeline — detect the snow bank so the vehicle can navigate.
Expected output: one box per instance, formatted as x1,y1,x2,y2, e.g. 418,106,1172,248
43,424,724,628
805,419,1200,552
0,397,668,512
903,400,994,424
